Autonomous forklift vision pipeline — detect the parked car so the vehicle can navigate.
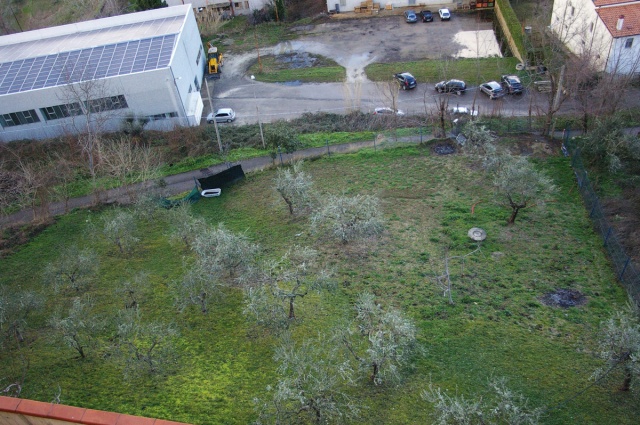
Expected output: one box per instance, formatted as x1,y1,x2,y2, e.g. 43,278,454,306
449,106,478,116
435,79,466,94
501,75,524,94
420,10,433,22
373,107,405,116
207,108,236,123
404,10,418,23
438,8,451,20
479,81,506,99
394,72,417,90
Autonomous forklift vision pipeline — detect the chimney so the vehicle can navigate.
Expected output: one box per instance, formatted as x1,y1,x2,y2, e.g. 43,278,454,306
617,15,624,31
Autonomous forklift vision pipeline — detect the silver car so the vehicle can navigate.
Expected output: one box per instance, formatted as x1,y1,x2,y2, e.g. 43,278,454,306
479,81,506,99
207,108,236,123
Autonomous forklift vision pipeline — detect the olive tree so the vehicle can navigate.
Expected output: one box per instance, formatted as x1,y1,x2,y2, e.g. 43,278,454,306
116,272,151,310
492,155,555,225
311,194,384,244
265,121,300,160
167,202,206,249
49,296,102,359
593,306,640,391
422,378,543,425
110,309,179,378
101,209,140,254
338,292,419,385
192,223,260,280
243,246,336,329
576,116,640,173
42,245,99,293
274,160,316,216
0,287,45,345
172,264,224,314
254,332,359,425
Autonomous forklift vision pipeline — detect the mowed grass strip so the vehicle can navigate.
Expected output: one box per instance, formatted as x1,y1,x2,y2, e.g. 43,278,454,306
0,144,637,424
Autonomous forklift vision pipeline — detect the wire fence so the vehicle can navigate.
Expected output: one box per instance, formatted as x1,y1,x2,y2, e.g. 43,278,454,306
562,130,640,306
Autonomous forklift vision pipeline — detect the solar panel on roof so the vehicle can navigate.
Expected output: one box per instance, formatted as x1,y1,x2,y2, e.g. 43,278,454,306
0,34,176,95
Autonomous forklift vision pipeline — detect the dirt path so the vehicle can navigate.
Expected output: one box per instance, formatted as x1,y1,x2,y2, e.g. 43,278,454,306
0,138,406,227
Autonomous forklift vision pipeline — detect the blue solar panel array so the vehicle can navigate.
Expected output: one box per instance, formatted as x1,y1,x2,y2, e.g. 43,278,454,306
0,33,177,96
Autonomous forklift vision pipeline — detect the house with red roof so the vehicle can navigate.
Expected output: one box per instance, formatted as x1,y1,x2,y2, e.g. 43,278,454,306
550,0,640,74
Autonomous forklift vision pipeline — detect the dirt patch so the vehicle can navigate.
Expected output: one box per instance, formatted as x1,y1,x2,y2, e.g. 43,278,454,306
540,288,588,308
274,52,319,69
0,220,54,257
432,140,457,155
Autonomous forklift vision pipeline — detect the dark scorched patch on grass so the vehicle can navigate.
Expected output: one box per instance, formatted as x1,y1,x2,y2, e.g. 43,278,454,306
540,288,587,308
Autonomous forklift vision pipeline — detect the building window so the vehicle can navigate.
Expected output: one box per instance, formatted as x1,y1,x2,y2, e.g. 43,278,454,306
194,76,200,91
196,49,202,66
625,38,634,49
40,103,82,121
234,2,242,9
86,95,128,113
590,22,594,32
244,1,249,8
571,6,575,16
0,109,41,128
188,85,193,94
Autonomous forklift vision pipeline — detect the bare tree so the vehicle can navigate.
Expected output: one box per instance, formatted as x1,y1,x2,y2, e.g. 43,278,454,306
339,292,418,385
593,306,640,391
375,80,401,115
97,135,162,202
42,245,99,293
422,378,543,425
275,160,316,216
311,194,384,245
49,296,102,359
0,159,24,217
254,332,359,425
432,243,482,305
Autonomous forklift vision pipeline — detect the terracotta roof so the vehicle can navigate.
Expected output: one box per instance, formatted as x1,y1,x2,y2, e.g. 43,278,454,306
593,0,637,7
597,4,640,36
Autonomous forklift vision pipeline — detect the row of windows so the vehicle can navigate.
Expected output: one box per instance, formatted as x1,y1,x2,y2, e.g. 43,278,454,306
147,112,178,121
0,110,40,128
1,95,128,128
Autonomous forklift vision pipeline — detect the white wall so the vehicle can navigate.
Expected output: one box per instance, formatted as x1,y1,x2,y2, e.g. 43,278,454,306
326,0,452,13
166,0,268,15
0,6,206,142
608,35,640,74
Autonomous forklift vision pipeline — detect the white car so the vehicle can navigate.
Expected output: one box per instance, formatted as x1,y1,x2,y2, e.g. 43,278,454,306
449,106,478,116
373,107,405,116
438,8,451,21
207,108,236,123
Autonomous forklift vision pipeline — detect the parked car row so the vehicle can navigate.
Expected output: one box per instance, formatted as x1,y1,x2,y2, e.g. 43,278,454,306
404,8,450,23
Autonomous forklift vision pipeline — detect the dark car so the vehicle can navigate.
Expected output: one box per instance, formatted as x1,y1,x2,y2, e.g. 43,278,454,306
479,81,506,99
434,79,466,95
404,10,418,23
420,10,433,22
394,72,417,90
501,75,524,94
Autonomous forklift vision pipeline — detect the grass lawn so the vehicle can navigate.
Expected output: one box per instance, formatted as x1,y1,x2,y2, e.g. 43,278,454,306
1,143,638,424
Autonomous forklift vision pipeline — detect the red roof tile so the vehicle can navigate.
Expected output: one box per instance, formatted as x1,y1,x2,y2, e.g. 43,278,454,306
115,414,156,425
597,4,640,36
49,403,87,422
594,0,636,7
0,396,21,412
15,399,53,418
82,409,121,425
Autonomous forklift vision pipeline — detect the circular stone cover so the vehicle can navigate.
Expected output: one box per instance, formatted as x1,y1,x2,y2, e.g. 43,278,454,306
468,227,487,241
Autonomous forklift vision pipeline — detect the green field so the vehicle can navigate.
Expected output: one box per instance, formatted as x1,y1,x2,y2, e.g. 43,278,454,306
1,143,637,424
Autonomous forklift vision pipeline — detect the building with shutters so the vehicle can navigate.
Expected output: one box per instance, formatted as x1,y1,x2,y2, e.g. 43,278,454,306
0,4,205,142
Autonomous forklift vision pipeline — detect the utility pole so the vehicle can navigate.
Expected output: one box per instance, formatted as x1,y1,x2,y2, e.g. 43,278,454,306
251,75,266,148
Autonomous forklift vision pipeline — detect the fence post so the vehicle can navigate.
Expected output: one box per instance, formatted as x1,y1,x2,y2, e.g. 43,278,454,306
603,227,613,246
420,127,423,144
619,257,630,281
374,135,376,152
278,146,283,165
326,139,330,156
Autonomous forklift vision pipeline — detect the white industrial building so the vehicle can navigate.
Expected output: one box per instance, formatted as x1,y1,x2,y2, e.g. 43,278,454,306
0,4,205,142
166,0,269,18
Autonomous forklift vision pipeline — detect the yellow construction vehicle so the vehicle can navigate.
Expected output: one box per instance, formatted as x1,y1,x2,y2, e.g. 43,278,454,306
206,42,223,78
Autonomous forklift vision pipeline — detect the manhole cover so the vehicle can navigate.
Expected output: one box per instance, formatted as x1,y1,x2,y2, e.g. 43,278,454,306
540,288,587,308
468,227,487,241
